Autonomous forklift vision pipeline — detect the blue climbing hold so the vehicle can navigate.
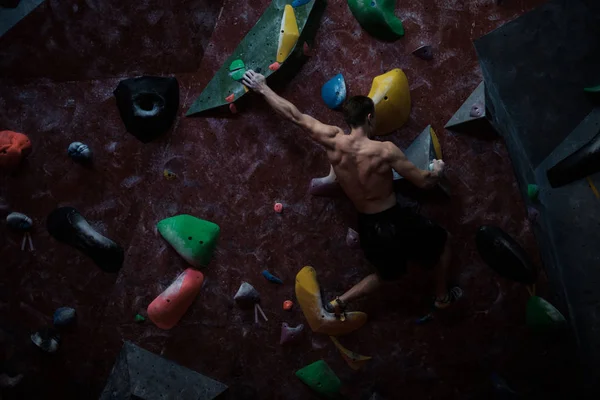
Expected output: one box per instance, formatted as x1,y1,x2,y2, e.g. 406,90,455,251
262,270,283,284
53,307,77,327
292,0,312,7
321,73,347,109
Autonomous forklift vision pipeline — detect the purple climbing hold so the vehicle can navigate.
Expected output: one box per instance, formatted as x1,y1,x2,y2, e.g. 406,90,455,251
262,270,283,284
234,282,260,309
280,322,304,345
470,102,484,118
527,206,540,223
412,45,433,60
346,228,360,248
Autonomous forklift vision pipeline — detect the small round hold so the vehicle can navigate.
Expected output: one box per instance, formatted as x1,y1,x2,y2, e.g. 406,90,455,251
229,103,238,114
283,300,293,311
470,102,484,118
31,329,60,353
274,203,283,213
269,62,281,72
67,142,93,162
53,307,77,327
6,212,32,232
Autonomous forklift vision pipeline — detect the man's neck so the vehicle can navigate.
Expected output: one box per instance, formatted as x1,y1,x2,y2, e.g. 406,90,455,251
350,126,370,139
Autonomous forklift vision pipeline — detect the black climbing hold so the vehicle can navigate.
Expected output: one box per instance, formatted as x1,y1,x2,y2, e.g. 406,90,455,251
31,328,60,353
6,212,32,231
546,130,600,188
114,76,179,143
47,207,124,273
476,225,537,284
67,142,93,163
412,45,433,60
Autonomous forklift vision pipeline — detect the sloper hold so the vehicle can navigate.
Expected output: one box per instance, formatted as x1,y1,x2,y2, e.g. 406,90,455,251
330,336,372,370
277,5,300,63
99,342,227,400
526,296,566,331
187,1,318,116
47,207,124,273
347,0,404,41
444,82,486,132
367,69,411,136
546,130,600,188
295,266,367,336
321,73,347,109
280,322,304,344
157,214,220,267
114,76,179,143
476,225,537,284
6,212,32,231
234,281,260,309
147,269,204,330
295,360,341,399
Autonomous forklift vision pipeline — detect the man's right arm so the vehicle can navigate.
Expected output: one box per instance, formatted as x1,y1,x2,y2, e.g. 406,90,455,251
385,142,443,189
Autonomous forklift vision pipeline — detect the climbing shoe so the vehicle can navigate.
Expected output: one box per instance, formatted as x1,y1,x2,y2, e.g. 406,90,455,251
325,297,347,321
434,286,463,310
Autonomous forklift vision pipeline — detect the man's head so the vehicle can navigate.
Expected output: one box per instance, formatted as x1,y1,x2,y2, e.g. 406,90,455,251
343,96,375,134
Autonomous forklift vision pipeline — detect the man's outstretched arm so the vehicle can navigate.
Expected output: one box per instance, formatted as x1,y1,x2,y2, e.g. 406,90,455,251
385,142,444,189
242,70,340,148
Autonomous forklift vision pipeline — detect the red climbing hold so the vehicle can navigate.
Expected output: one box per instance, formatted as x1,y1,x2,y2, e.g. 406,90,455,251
303,42,311,57
274,203,283,213
229,103,237,114
283,300,293,310
269,62,281,71
225,93,235,103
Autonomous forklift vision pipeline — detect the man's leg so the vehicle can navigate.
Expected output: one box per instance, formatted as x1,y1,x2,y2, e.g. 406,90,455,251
432,233,462,309
337,273,382,304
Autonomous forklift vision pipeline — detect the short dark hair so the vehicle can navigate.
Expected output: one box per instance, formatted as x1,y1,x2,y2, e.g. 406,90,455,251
343,96,375,128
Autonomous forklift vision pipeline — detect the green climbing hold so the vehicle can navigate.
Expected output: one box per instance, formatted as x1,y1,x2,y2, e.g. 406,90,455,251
229,59,246,81
295,360,341,399
584,85,600,93
157,214,220,268
134,314,146,323
527,184,539,201
347,0,404,41
526,296,566,331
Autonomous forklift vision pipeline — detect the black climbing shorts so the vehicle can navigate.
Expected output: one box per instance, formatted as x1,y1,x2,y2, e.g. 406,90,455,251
357,203,448,281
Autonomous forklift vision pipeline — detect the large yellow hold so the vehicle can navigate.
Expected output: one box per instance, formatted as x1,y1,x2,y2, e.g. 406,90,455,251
367,68,411,136
277,5,300,63
295,266,368,336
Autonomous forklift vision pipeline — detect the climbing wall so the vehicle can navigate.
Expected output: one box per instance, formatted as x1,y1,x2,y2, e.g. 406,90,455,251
0,0,584,399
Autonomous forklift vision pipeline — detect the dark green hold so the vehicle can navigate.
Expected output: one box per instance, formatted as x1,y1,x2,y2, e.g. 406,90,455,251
134,314,146,323
229,59,246,81
527,184,539,201
295,360,341,398
584,84,600,93
526,296,566,331
347,0,404,41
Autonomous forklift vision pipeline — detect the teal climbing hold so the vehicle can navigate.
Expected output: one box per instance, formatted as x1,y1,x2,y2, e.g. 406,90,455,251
584,85,600,93
347,0,404,41
321,73,347,109
527,184,539,201
526,296,566,331
229,59,246,81
295,360,341,398
157,215,220,268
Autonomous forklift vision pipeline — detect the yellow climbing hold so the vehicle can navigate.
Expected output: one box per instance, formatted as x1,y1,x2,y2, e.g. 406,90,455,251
367,68,411,136
295,266,368,336
430,126,442,159
330,336,372,370
277,5,300,63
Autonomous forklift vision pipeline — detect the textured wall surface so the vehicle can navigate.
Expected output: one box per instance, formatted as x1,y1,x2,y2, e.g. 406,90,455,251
0,0,583,399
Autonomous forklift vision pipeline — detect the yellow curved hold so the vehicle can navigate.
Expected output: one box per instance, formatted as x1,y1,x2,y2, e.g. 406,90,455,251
430,126,442,159
367,68,411,136
330,337,372,370
295,266,368,336
277,5,300,63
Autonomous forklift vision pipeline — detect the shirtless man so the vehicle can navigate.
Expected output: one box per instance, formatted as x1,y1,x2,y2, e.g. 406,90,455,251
242,70,462,317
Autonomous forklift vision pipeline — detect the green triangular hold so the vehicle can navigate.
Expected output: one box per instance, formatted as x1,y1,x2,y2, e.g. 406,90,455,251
157,215,220,267
526,296,566,330
295,360,341,399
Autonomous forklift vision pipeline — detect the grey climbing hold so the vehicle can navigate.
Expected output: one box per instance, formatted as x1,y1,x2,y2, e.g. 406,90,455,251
99,341,228,400
346,228,360,248
53,307,76,327
0,373,23,388
280,322,304,345
234,282,260,309
6,212,32,231
31,329,60,353
412,45,433,60
68,142,93,163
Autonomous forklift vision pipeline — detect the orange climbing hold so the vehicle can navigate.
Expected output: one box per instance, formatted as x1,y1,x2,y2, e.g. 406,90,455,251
274,203,283,213
0,131,32,170
283,300,293,310
225,93,235,103
147,268,204,330
269,62,281,72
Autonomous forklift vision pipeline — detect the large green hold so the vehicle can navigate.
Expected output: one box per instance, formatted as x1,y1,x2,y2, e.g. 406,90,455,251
157,215,220,267
295,360,341,398
526,296,566,331
347,0,404,41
